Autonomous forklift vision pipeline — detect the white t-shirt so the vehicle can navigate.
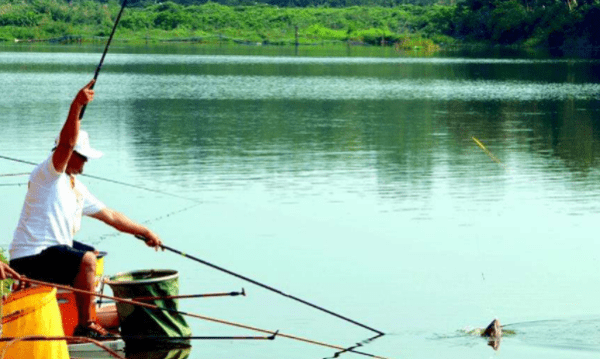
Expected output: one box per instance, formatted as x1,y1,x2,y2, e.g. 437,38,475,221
10,154,106,260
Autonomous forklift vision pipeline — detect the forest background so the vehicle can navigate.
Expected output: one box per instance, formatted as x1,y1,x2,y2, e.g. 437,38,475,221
1,0,599,51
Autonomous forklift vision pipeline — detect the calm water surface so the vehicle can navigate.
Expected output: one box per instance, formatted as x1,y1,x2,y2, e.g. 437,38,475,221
2,44,600,359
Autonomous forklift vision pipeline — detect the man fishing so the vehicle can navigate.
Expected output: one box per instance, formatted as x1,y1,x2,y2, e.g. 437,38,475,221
9,79,163,338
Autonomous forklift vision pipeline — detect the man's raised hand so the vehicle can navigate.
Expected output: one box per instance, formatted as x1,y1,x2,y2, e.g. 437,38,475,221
74,79,96,108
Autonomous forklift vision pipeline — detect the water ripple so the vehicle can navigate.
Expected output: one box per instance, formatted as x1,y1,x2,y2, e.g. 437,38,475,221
1,52,600,65
3,72,599,102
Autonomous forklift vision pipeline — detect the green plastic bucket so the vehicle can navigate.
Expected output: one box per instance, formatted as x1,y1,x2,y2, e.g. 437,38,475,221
106,269,191,350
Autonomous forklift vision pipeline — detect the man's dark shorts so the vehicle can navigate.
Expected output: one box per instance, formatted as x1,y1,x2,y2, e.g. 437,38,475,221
10,241,95,285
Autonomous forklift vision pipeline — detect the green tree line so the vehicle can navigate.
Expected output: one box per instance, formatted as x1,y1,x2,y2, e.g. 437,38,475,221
0,0,456,46
118,0,454,8
1,0,599,50
454,0,600,48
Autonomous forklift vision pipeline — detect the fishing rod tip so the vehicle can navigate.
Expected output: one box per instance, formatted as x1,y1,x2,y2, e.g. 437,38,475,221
268,330,279,340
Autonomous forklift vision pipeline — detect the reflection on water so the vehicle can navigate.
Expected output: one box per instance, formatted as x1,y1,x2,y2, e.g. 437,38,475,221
323,333,385,359
439,317,600,353
126,347,191,359
507,317,600,351
3,48,600,359
2,51,600,103
71,347,191,359
10,73,600,101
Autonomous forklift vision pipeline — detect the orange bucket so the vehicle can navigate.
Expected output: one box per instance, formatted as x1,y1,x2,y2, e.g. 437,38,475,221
56,289,98,336
57,251,107,336
0,286,69,359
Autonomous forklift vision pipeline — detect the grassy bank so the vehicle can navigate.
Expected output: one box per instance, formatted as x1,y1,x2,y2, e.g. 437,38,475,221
0,0,454,50
3,0,600,55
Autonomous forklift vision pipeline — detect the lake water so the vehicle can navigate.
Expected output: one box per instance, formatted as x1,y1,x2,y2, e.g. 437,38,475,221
2,44,600,359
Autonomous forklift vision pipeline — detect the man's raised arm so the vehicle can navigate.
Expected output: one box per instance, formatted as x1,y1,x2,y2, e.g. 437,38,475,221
52,79,95,173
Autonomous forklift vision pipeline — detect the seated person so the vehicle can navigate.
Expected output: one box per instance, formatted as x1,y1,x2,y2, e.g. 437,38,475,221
9,79,163,338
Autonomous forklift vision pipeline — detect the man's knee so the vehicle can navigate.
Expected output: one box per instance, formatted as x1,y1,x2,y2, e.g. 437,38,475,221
80,252,97,272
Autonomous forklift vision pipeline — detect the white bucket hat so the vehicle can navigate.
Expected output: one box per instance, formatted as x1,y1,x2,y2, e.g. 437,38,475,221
54,130,103,159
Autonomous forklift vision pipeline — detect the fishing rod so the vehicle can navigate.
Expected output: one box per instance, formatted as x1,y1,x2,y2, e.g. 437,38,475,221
96,288,246,304
79,0,128,120
2,3,200,201
0,336,125,359
135,235,385,336
132,288,245,301
104,334,276,341
19,277,392,359
328,333,385,359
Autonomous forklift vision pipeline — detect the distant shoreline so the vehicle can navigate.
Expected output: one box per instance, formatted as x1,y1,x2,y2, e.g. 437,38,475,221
4,37,600,60
1,1,599,58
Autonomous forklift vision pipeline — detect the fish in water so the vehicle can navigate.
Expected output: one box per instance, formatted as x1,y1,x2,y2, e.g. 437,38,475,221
481,318,502,338
481,319,502,350
463,319,516,350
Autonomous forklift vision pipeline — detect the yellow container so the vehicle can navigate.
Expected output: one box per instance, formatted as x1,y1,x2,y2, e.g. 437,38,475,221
0,286,69,359
95,251,107,288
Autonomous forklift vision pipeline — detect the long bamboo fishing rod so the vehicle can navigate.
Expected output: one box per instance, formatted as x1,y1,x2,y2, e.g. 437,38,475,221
93,0,128,82
18,278,392,359
79,0,128,120
135,235,384,336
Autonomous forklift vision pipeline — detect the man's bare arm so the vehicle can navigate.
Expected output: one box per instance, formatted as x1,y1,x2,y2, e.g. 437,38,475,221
91,208,163,249
52,79,95,173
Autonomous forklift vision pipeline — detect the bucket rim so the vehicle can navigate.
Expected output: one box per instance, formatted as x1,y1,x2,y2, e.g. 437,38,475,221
105,269,179,286
1,286,56,305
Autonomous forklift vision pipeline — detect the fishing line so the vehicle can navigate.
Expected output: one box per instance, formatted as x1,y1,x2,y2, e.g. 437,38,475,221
138,203,201,225
0,154,200,202
82,173,201,203
93,203,201,245
0,155,37,167
0,173,29,177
